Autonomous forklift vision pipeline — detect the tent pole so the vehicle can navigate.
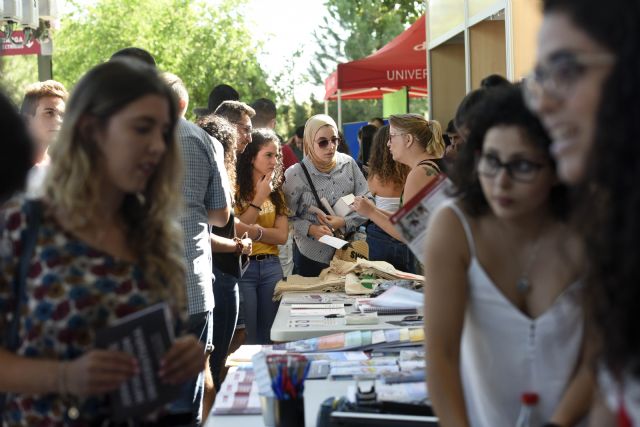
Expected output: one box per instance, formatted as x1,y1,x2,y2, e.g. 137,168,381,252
337,90,342,129
324,100,328,115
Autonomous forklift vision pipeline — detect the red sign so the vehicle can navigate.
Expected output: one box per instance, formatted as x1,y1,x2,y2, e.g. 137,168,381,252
1,31,42,56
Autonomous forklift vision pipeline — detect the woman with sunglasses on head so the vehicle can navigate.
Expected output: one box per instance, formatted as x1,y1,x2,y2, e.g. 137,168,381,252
284,114,369,277
526,1,640,424
234,128,287,344
0,59,206,426
424,86,590,427
350,114,445,270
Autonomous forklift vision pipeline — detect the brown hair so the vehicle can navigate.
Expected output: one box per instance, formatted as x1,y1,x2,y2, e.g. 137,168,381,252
196,113,238,193
20,80,68,116
367,125,410,186
388,114,445,158
214,100,256,123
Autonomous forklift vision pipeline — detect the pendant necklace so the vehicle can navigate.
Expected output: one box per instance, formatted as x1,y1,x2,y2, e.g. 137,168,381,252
515,233,544,294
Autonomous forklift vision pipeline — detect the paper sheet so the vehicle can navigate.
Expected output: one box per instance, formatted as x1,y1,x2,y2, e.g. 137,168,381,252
319,234,349,249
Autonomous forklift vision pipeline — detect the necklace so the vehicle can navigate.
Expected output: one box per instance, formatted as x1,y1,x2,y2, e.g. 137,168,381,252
515,233,545,294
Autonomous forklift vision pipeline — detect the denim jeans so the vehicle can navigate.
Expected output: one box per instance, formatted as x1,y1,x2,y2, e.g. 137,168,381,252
366,222,417,274
210,266,239,391
169,310,213,425
292,242,329,277
238,256,282,344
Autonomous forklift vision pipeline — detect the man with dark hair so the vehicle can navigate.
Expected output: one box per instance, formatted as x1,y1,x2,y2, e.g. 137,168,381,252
250,98,277,128
194,84,239,117
368,117,385,128
20,80,68,197
110,47,157,67
214,100,255,153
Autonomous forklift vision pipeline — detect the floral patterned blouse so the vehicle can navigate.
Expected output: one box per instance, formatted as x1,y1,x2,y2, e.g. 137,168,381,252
0,200,180,426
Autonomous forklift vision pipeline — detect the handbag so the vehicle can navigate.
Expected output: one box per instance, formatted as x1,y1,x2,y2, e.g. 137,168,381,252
299,163,368,262
0,200,43,414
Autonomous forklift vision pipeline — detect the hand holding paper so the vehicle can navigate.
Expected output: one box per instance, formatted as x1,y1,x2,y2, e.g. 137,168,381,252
350,196,375,217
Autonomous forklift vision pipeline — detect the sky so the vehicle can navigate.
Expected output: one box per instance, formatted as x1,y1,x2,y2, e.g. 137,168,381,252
243,0,329,102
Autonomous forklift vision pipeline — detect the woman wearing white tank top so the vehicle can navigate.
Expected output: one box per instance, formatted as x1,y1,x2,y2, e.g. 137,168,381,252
424,86,592,427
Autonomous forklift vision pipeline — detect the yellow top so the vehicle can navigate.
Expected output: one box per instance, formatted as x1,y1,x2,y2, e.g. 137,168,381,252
235,198,279,256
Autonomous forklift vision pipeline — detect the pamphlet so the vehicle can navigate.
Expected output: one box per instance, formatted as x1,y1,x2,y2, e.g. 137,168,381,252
333,194,356,218
390,173,453,260
319,234,349,249
95,303,179,421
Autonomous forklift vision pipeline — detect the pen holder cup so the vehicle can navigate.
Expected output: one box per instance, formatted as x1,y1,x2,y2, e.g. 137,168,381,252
275,397,305,427
260,395,276,427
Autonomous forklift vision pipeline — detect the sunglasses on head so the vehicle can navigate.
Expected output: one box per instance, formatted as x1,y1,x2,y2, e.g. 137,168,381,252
316,136,341,149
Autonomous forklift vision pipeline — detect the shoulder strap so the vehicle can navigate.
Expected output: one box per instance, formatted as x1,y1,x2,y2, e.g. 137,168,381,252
447,202,477,259
299,162,330,215
417,159,440,173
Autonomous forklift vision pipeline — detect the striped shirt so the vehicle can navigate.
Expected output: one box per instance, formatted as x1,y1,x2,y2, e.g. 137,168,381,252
284,153,369,264
177,118,228,315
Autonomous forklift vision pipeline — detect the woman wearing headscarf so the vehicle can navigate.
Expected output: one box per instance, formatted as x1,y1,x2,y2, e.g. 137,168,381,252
284,114,369,277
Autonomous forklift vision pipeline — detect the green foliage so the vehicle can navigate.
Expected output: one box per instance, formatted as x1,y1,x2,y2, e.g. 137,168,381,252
0,55,39,106
53,0,275,120
309,0,425,86
304,0,426,127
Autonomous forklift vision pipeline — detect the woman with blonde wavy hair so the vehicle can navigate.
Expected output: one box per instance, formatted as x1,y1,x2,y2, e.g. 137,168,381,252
351,114,446,269
0,58,205,426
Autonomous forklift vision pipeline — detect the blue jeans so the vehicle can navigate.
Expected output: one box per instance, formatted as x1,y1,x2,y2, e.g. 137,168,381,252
366,222,417,274
210,266,239,391
292,242,329,277
238,256,282,344
169,310,213,425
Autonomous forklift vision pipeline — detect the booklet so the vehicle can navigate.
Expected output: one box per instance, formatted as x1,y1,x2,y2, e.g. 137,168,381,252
95,303,179,421
389,173,453,260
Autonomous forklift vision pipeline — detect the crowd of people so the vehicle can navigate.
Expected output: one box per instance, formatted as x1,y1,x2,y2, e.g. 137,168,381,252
0,0,638,425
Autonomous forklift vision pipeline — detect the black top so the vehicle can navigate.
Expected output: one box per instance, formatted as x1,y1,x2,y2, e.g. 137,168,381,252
211,211,240,278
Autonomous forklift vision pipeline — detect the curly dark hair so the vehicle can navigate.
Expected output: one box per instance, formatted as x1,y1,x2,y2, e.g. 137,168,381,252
451,85,570,219
543,0,640,378
367,125,410,187
196,113,237,193
235,128,287,216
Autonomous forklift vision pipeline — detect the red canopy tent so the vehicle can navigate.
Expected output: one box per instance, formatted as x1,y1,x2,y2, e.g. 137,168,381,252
324,14,428,106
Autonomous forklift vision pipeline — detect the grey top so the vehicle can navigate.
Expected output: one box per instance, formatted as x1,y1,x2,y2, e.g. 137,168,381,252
284,153,369,264
177,118,228,315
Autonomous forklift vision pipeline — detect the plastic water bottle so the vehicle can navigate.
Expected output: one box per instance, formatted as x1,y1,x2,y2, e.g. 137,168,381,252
353,225,367,241
515,392,539,427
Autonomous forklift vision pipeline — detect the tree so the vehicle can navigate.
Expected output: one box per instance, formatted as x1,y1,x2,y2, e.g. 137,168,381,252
53,0,276,120
308,0,426,124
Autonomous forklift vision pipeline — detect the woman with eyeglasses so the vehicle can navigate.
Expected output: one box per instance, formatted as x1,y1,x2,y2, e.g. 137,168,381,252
234,128,288,344
424,86,590,427
350,114,445,271
284,114,368,277
525,1,640,425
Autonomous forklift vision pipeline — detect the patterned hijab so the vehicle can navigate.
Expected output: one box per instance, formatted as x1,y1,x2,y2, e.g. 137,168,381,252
303,114,338,173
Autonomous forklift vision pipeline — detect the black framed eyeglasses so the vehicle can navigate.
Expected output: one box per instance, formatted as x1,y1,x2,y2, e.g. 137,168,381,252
477,153,546,183
315,137,340,149
522,51,615,109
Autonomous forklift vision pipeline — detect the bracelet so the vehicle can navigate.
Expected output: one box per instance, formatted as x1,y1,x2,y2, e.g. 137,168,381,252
254,226,264,241
57,361,68,395
232,237,243,255
249,203,262,211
